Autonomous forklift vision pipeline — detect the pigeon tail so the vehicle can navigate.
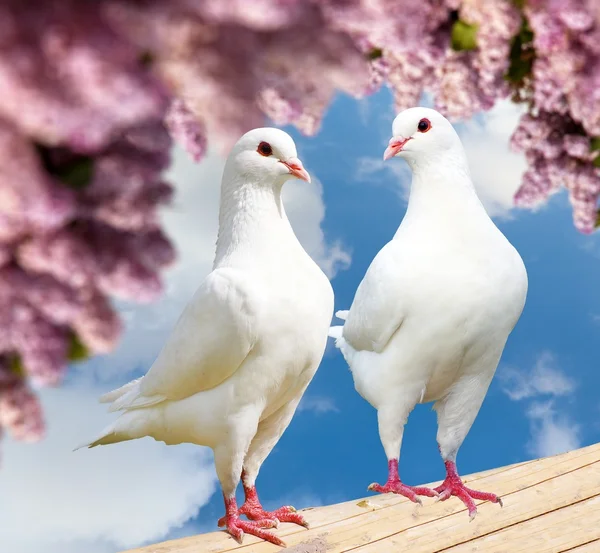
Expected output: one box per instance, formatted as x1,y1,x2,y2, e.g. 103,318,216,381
335,310,349,321
328,309,349,345
99,378,142,403
73,421,122,451
73,408,156,451
101,378,166,413
328,325,343,340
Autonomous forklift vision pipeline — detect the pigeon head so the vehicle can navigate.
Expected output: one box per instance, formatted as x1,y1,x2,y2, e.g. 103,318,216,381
226,127,310,186
383,107,463,165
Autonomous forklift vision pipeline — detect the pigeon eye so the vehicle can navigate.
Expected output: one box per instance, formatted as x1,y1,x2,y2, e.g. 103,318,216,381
257,142,273,156
417,118,431,133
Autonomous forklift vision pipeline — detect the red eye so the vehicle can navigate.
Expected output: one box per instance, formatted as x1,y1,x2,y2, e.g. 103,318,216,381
257,141,273,156
417,118,431,133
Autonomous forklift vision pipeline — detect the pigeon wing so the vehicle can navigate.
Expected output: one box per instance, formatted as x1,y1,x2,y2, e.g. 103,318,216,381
110,268,259,411
343,244,406,354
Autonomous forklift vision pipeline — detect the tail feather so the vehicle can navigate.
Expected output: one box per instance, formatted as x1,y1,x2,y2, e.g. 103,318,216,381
73,422,121,451
99,378,141,404
329,308,349,345
74,408,156,451
108,389,165,413
335,310,349,321
328,325,344,340
99,377,165,413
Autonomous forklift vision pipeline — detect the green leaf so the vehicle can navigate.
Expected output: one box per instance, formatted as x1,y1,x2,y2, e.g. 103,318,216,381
505,18,535,86
68,334,90,363
8,355,25,378
595,209,600,229
59,157,94,190
451,20,479,51
590,137,600,151
592,155,600,168
367,47,383,61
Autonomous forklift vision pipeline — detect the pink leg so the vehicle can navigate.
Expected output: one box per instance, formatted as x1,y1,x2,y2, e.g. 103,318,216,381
217,494,284,546
435,460,503,520
239,479,309,528
368,459,438,504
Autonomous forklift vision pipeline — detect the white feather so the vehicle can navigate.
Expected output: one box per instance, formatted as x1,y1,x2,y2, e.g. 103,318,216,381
333,108,528,464
79,128,334,500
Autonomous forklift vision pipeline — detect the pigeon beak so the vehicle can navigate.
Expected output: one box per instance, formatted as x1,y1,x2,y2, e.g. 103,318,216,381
383,136,411,160
281,157,311,183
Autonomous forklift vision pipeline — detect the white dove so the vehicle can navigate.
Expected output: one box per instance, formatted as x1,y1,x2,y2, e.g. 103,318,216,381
330,107,527,519
78,128,334,546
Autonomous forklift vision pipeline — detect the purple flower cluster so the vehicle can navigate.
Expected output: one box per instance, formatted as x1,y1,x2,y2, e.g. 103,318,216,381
0,1,174,443
510,1,600,234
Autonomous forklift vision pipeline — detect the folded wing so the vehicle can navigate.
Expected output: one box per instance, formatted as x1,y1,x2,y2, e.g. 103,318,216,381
106,268,259,412
342,245,406,354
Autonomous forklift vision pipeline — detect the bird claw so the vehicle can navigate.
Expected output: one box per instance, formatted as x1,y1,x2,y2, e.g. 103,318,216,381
223,514,285,547
434,478,502,519
240,502,308,529
368,480,437,503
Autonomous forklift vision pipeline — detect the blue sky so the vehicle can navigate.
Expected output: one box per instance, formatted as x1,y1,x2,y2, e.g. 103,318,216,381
2,89,599,553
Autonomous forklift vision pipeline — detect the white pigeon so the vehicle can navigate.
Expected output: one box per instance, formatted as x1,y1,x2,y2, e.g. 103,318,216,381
78,128,334,546
329,107,528,519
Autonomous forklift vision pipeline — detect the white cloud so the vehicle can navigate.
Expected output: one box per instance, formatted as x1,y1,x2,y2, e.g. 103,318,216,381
354,156,412,199
500,351,577,401
499,352,580,459
297,395,340,415
525,401,581,458
3,145,350,553
0,385,217,553
459,100,528,218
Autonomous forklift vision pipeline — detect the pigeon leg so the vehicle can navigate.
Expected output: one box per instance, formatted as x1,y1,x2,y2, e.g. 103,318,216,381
240,398,309,527
368,459,438,503
240,477,309,527
214,417,284,545
434,371,501,519
369,403,437,503
434,460,502,520
218,494,284,546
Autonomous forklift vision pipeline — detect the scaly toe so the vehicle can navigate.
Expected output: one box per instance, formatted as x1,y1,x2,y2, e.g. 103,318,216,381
228,519,285,547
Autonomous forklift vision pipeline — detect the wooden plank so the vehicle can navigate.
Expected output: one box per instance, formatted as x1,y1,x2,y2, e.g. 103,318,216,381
354,461,600,553
121,442,600,553
561,539,600,552
440,496,600,553
223,444,600,553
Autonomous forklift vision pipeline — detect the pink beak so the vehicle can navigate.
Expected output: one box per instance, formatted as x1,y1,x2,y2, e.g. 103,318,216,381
383,136,412,161
281,157,311,183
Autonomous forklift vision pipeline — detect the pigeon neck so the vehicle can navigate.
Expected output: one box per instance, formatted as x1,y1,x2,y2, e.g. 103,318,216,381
396,153,494,236
214,174,290,266
402,151,490,228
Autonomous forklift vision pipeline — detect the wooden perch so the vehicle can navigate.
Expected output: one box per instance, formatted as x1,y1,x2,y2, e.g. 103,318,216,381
123,441,600,553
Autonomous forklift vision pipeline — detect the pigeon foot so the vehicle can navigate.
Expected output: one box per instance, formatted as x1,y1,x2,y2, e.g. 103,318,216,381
238,482,309,528
219,511,283,546
368,480,438,504
367,458,437,504
241,501,309,528
219,495,284,546
435,460,503,520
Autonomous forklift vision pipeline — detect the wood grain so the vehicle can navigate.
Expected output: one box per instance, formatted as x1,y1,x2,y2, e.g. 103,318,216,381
122,442,600,553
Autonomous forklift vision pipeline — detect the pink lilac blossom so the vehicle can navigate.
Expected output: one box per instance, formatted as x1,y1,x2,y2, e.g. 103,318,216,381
0,0,174,445
510,1,600,234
